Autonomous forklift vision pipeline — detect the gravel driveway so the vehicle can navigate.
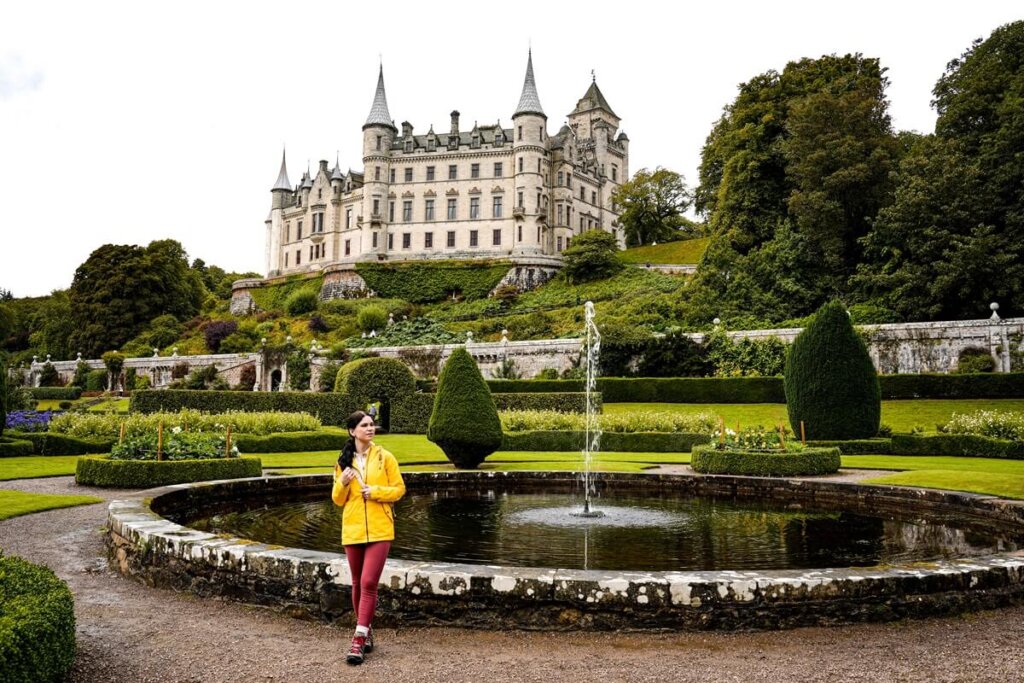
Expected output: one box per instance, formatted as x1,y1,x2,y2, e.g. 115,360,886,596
2,475,1023,682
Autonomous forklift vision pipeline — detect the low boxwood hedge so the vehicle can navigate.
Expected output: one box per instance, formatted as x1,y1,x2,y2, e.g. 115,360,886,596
501,431,711,453
690,444,841,476
806,438,893,455
0,552,76,683
388,392,597,435
891,433,1024,459
28,387,82,401
131,390,357,426
392,394,434,434
75,455,263,487
233,431,346,453
879,373,1024,399
5,431,113,456
0,437,35,458
487,380,584,393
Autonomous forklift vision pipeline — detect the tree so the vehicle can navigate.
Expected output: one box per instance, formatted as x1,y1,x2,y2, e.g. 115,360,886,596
784,300,880,440
560,230,623,284
427,348,502,469
612,167,693,246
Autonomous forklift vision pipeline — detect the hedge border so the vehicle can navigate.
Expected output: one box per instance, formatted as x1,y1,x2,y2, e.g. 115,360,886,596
233,431,347,453
0,552,76,683
131,390,357,426
0,437,36,458
891,434,1024,459
28,387,83,401
390,392,598,435
501,431,711,453
690,444,841,476
806,438,893,455
75,456,263,488
5,431,114,456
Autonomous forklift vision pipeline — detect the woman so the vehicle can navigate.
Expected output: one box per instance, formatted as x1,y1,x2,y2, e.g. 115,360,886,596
332,410,405,665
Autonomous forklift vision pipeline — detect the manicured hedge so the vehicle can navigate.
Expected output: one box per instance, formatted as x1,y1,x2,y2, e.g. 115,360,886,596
5,431,113,456
0,552,76,683
487,380,584,393
878,373,1024,399
131,390,358,426
391,394,434,434
806,438,894,455
493,392,596,413
0,437,35,457
28,387,82,401
690,445,841,476
890,434,1024,459
75,455,263,487
501,431,711,453
388,392,597,435
233,431,346,453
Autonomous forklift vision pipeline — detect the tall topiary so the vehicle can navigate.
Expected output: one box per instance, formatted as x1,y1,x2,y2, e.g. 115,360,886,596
427,348,502,469
784,300,880,439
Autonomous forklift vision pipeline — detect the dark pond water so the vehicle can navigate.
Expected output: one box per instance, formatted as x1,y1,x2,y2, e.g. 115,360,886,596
183,489,1021,572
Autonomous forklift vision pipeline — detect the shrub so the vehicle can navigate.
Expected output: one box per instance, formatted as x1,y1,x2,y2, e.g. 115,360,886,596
0,359,6,438
308,314,330,333
172,365,229,391
334,357,416,430
124,368,137,393
955,347,995,374
637,330,711,377
233,431,346,453
38,362,61,387
704,329,787,378
145,313,183,349
75,455,263,487
891,433,1024,459
0,552,76,683
236,364,257,391
501,431,711,452
49,409,320,439
428,347,502,468
4,410,58,433
492,392,596,414
492,358,522,380
203,320,238,353
85,369,107,392
71,361,90,390
391,394,434,433
218,331,258,354
560,229,623,283
285,288,320,316
355,261,511,303
597,321,652,376
806,438,893,455
101,351,125,378
690,444,841,476
109,429,239,461
28,387,82,401
941,410,1024,441
170,362,189,380
878,373,1024,399
535,368,560,380
784,300,880,440
0,437,35,457
356,305,388,334
131,390,356,426
4,432,112,456
499,409,716,434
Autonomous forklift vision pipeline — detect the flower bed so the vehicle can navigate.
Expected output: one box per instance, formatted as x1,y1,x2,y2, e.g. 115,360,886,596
499,409,716,434
5,410,61,433
690,444,841,476
941,410,1024,441
48,409,321,440
109,429,239,461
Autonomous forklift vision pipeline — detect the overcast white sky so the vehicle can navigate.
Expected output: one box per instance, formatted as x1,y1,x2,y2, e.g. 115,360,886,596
1,1,1020,297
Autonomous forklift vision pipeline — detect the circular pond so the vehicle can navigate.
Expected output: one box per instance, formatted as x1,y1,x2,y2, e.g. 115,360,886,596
107,471,1024,631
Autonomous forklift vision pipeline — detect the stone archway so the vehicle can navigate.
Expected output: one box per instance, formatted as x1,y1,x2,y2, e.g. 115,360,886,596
270,369,282,391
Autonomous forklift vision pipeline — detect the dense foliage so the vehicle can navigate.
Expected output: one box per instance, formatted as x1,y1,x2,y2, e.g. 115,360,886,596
48,409,320,439
75,455,262,487
0,359,7,438
356,261,510,303
130,390,356,426
427,348,502,468
785,301,881,439
560,229,623,284
691,444,841,476
612,167,695,246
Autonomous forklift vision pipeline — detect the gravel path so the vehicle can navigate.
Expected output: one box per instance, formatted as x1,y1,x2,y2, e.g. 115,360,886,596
2,475,1024,682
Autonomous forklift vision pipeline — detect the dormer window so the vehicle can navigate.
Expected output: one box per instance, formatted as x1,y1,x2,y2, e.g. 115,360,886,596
405,139,413,153
471,133,480,149
427,137,436,151
495,129,504,146
448,135,458,151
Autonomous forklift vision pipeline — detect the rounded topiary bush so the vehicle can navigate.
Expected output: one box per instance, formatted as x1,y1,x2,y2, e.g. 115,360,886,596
785,300,880,440
357,305,388,333
284,288,320,316
0,552,76,683
334,357,416,431
427,348,503,469
690,444,841,476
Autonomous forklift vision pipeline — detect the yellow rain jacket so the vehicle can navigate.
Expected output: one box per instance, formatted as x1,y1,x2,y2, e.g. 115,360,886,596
331,443,406,545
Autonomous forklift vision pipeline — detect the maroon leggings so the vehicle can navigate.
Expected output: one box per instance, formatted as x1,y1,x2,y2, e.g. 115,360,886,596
344,541,392,627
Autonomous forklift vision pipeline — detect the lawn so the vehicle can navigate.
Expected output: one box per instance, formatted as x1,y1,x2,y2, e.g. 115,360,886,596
603,399,1024,433
0,489,103,520
0,456,82,480
620,237,710,264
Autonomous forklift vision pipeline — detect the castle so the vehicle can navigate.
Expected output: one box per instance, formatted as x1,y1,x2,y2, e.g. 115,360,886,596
263,51,629,278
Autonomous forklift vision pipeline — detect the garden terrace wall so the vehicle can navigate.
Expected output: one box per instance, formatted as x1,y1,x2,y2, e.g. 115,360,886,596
109,472,1024,631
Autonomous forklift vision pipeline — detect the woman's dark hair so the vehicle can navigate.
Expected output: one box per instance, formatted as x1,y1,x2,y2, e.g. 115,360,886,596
338,410,369,469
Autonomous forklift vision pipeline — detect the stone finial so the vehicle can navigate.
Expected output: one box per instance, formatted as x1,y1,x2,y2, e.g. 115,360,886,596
286,336,293,345
32,355,38,365
172,347,179,357
361,332,367,338
46,354,51,362
261,337,267,347
369,330,377,338
153,348,159,357
501,329,509,343
713,318,721,326
76,352,82,361
387,312,395,326
466,331,474,344
990,302,1001,322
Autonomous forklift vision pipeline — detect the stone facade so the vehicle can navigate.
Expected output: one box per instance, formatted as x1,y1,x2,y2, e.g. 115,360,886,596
262,52,628,281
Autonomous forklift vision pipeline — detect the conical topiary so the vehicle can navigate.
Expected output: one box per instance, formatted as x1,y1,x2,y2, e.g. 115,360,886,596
784,299,880,440
427,348,503,469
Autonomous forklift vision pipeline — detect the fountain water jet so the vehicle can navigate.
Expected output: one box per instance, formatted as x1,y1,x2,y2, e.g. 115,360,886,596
571,300,604,519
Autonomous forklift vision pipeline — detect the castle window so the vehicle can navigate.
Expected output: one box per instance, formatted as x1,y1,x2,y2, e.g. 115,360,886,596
297,220,303,240
580,186,585,200
296,250,301,265
313,212,324,233
372,198,380,216
405,167,413,182
376,135,382,151
518,225,522,242
388,201,395,222
388,234,394,250
557,205,563,225
389,168,396,183
557,236,563,251
592,191,597,204
372,232,378,248
492,229,501,246
402,233,411,249
285,252,289,267
447,198,457,220
517,191,524,208
448,164,457,180
309,246,313,260
492,196,503,218
536,192,541,211
285,222,290,241
471,163,480,179
447,230,456,247
471,134,480,148
346,209,352,228
470,197,480,219
469,230,478,247
425,199,435,221
402,200,412,222
318,188,322,200
518,158,523,173
375,166,381,181
405,139,413,153
345,239,351,256
518,126,522,141
495,130,504,146
539,126,543,140
557,171,563,186
580,217,584,231
494,162,503,177
537,159,541,173
426,166,435,181
425,232,433,248
537,226,541,242
427,138,436,151
567,175,572,189
612,229,617,240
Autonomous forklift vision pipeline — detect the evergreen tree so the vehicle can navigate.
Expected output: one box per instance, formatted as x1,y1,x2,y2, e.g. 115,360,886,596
427,348,502,469
612,167,693,246
784,300,880,440
560,230,623,284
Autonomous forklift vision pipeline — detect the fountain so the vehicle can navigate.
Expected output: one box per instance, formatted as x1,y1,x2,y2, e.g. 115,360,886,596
573,300,603,518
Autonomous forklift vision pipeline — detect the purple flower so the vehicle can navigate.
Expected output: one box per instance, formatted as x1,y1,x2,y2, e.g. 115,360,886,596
5,410,61,432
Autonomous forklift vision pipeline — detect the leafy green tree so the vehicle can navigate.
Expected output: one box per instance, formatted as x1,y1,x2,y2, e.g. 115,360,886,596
28,291,75,360
784,300,880,439
612,167,694,246
38,362,61,387
427,348,502,469
560,229,623,284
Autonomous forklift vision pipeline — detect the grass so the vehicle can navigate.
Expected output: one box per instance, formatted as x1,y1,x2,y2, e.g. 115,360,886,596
862,470,1024,499
603,399,1024,434
0,490,103,520
0,456,82,480
620,237,710,264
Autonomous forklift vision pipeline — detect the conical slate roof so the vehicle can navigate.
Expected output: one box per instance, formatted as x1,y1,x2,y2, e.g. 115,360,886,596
364,65,396,129
572,79,618,118
272,149,291,191
513,50,545,118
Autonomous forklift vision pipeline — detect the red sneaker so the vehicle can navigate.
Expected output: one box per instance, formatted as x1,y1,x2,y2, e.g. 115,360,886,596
346,635,366,665
364,627,374,654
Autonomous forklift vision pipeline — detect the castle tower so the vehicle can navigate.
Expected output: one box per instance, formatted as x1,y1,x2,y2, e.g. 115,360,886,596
362,65,397,258
511,50,549,255
267,149,291,275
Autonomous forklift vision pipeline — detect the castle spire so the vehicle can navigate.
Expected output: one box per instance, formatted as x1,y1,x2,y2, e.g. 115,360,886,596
272,148,291,191
513,49,545,119
364,64,396,130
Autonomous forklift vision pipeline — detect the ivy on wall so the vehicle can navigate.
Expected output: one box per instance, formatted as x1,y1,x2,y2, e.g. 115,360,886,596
248,274,325,313
355,261,511,303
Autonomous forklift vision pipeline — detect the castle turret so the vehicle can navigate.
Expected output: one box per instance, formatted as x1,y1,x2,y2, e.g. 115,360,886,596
512,50,549,255
267,148,292,275
362,65,397,257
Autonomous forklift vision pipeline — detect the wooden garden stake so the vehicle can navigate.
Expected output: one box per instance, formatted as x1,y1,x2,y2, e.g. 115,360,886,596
119,421,125,445
157,421,164,461
800,421,806,446
779,424,786,450
719,417,725,446
225,426,232,458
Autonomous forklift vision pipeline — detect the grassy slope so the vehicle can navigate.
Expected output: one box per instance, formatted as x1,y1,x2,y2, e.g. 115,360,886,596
0,490,103,520
620,238,710,264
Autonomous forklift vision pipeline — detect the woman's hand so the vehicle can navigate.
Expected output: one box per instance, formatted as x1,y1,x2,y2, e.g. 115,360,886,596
361,485,372,500
340,467,356,485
